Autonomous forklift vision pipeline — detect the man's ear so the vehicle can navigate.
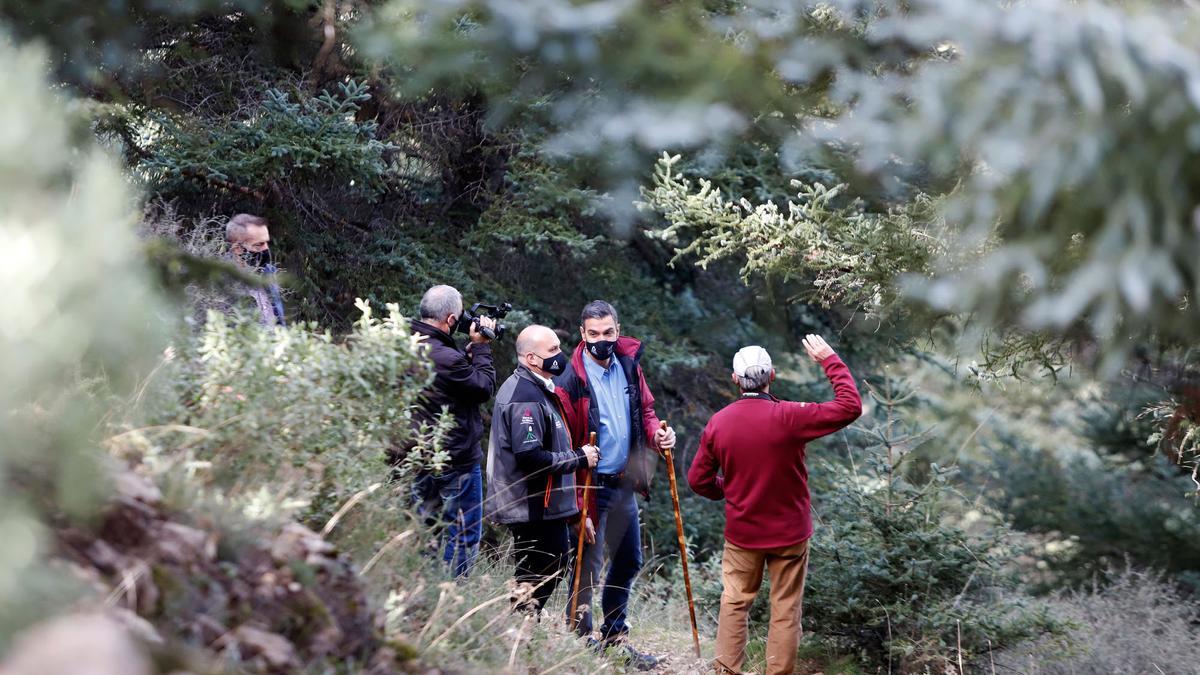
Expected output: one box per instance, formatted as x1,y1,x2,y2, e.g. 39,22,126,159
769,369,777,383
731,372,739,385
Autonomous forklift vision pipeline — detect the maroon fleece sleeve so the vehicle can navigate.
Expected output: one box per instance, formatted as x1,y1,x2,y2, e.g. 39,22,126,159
787,354,863,442
687,422,725,500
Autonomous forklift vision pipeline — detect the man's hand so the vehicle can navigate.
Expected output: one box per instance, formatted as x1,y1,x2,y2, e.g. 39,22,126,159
802,334,835,362
654,425,676,453
582,444,599,468
469,316,497,344
584,517,596,544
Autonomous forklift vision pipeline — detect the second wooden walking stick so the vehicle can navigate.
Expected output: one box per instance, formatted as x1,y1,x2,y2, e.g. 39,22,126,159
661,420,702,658
569,431,597,630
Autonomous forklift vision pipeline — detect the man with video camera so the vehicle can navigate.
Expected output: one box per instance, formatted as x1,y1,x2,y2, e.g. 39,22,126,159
405,284,498,578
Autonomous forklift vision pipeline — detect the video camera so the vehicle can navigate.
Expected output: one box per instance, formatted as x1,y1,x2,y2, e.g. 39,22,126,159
457,302,512,341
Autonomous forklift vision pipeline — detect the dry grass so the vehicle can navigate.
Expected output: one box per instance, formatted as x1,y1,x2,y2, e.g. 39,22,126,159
139,200,240,323
996,569,1200,674
327,489,711,673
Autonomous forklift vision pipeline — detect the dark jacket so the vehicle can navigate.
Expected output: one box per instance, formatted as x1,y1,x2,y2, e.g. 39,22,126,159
555,336,662,516
687,355,862,549
487,366,587,524
407,319,496,470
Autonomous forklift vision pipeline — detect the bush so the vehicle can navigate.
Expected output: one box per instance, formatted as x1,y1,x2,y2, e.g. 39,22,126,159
0,36,169,648
805,455,1050,672
118,79,397,199
691,379,1055,672
996,569,1200,674
975,432,1200,593
119,300,435,527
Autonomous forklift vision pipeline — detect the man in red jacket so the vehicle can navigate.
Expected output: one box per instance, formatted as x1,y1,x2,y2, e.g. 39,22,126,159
555,300,675,670
688,335,862,675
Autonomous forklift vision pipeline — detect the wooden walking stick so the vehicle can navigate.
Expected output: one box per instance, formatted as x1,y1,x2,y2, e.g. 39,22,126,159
569,431,597,630
661,420,702,658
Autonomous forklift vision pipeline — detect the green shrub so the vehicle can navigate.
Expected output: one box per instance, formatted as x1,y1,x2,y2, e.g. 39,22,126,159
996,569,1200,674
131,79,396,198
693,379,1056,672
122,300,435,527
976,432,1200,593
0,36,168,647
805,456,1050,671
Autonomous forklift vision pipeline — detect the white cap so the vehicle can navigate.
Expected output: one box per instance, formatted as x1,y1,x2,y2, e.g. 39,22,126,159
732,345,772,377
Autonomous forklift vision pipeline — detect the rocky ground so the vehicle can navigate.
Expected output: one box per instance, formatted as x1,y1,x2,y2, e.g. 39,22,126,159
0,467,444,675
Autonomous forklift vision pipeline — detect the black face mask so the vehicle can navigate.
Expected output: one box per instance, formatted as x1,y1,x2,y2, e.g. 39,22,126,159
240,247,271,270
586,339,617,361
537,351,568,377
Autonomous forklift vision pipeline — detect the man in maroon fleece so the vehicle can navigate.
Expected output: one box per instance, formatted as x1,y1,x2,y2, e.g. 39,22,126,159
688,335,862,675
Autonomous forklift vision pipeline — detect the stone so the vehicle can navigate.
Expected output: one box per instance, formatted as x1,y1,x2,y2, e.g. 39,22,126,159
114,470,162,506
155,522,214,564
0,612,153,675
270,523,334,565
218,625,300,671
108,607,164,645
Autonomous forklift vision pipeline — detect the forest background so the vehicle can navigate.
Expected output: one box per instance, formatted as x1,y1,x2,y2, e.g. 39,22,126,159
3,1,1200,673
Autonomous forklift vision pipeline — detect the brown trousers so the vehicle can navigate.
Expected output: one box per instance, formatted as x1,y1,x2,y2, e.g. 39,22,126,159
714,539,810,675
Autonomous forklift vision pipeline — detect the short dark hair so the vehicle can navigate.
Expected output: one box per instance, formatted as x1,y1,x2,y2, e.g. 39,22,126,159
580,300,618,326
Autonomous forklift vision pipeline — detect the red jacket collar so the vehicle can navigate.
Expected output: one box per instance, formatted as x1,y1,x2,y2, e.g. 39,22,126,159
569,335,643,383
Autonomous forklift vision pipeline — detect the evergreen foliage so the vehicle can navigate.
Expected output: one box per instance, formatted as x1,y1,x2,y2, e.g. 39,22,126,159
0,36,168,648
4,0,1200,672
125,302,435,526
120,80,396,199
640,152,944,323
803,382,1054,669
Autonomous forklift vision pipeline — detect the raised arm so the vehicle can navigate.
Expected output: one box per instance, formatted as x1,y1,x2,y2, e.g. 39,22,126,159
788,335,863,442
440,343,496,404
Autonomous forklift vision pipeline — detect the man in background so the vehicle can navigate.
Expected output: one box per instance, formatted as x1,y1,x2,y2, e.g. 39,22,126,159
487,325,598,613
406,284,497,578
225,213,285,327
688,335,862,675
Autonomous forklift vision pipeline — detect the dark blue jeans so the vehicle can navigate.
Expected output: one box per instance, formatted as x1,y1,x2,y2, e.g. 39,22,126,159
568,481,643,639
413,464,483,578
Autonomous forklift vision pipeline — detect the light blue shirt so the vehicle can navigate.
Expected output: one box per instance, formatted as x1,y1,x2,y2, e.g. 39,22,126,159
584,353,631,474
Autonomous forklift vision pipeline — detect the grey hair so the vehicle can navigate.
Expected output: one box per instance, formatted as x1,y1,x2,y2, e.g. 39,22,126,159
736,365,772,393
580,300,618,326
419,285,463,321
225,213,268,242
